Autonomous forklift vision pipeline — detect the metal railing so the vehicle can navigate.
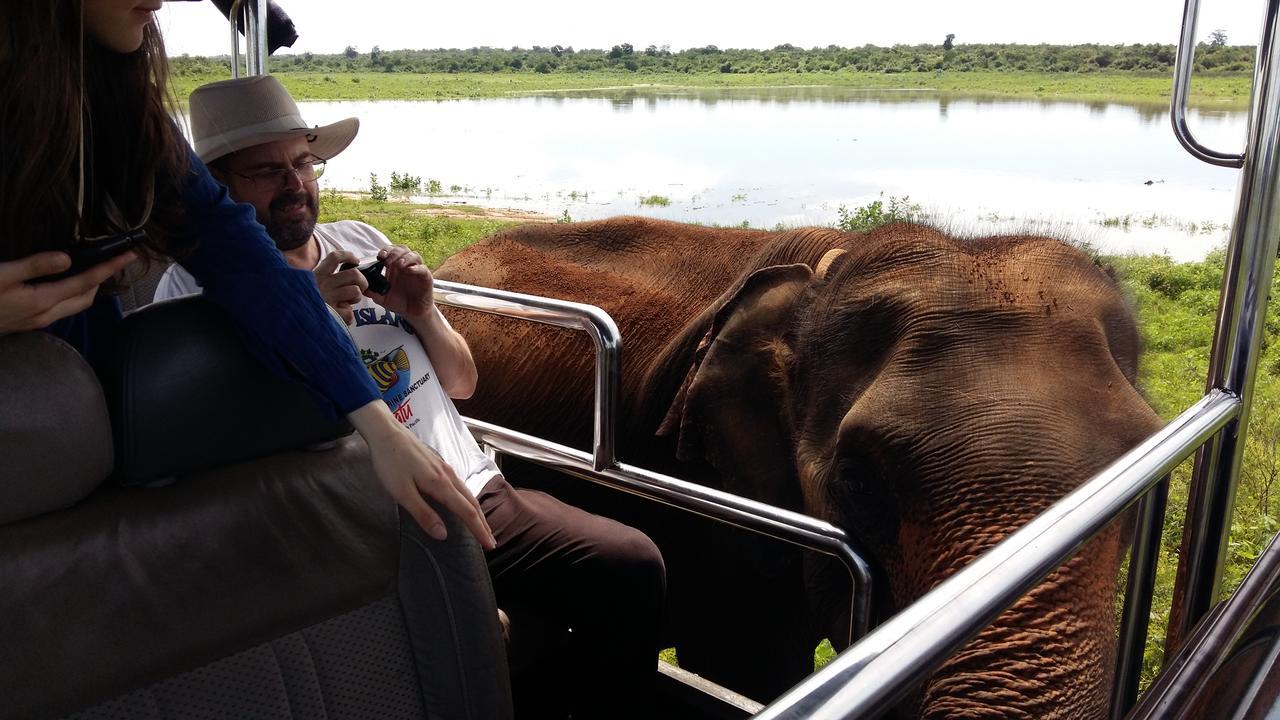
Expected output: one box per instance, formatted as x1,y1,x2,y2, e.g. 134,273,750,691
1126,505,1280,718
754,392,1240,719
434,280,620,471
1167,0,1280,654
227,0,268,78
432,280,874,645
755,0,1280,715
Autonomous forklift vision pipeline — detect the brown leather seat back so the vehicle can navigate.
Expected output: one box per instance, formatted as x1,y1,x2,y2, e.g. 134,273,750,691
0,309,509,720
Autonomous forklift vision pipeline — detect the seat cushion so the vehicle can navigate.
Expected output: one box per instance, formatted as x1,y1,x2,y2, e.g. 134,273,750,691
0,434,397,720
62,596,426,720
0,332,113,525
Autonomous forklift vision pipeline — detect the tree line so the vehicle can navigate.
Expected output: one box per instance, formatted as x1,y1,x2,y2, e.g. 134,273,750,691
170,41,1256,76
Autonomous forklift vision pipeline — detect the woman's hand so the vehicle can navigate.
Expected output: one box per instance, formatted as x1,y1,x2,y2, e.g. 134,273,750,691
0,250,138,334
348,399,496,549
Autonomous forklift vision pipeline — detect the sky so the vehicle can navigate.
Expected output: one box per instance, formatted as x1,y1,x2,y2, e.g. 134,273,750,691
157,0,1266,58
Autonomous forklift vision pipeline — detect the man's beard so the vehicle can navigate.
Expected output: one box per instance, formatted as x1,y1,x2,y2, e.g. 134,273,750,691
261,188,319,251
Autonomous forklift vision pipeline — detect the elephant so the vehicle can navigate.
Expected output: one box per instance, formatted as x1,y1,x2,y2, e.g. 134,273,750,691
435,216,1162,718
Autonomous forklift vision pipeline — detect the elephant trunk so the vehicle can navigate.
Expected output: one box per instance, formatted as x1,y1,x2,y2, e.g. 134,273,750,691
914,523,1126,719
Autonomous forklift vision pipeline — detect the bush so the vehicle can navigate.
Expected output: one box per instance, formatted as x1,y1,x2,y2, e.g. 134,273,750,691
368,173,388,202
835,194,922,232
389,171,421,194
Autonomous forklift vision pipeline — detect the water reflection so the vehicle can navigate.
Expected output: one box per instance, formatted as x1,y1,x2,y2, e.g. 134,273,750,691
526,86,1181,123
294,87,1247,261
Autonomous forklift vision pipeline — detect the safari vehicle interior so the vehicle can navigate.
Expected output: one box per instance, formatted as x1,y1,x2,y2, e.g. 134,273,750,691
8,0,1280,718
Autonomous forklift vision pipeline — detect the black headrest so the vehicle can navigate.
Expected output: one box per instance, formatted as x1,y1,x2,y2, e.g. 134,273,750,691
105,296,352,485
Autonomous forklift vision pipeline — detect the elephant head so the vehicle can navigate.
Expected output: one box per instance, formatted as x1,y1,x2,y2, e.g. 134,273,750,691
649,224,1162,717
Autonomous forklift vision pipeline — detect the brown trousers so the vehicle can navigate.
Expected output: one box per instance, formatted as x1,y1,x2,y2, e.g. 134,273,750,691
479,476,666,719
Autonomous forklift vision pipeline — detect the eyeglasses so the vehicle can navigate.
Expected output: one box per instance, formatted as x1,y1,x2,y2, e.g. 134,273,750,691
230,157,327,191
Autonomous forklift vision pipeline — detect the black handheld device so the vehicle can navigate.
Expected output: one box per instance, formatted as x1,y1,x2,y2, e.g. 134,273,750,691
339,258,391,295
29,228,145,285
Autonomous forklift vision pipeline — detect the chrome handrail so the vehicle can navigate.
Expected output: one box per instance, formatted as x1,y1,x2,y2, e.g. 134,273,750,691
227,0,269,78
432,280,873,644
1127,517,1280,719
1171,0,1246,168
1110,475,1169,718
434,279,620,471
465,418,873,644
1169,0,1280,655
755,391,1240,720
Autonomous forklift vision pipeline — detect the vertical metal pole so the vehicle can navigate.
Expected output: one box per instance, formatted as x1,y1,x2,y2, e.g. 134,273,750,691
227,0,243,78
1110,477,1169,719
1170,0,1280,651
244,0,268,75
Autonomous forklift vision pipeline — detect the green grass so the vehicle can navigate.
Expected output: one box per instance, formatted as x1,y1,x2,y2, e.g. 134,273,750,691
1103,250,1280,688
316,193,517,267
171,70,1253,108
334,193,1280,686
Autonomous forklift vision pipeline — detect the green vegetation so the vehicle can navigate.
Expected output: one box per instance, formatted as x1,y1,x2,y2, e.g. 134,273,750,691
170,68,1252,107
367,173,388,202
639,194,672,207
836,194,922,232
389,171,422,195
1095,213,1227,235
172,41,1253,78
169,42,1255,107
317,193,517,267
1103,250,1280,688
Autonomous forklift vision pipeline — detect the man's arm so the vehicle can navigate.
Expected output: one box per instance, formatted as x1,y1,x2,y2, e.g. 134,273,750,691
373,245,478,399
406,303,478,400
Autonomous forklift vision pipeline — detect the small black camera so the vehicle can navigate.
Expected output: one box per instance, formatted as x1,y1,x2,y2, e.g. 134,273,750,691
30,228,145,284
340,258,391,295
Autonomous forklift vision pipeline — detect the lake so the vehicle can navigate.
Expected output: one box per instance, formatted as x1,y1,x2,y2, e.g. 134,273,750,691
296,87,1248,261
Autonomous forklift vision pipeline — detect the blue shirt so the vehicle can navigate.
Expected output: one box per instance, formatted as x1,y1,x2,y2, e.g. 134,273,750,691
45,144,380,417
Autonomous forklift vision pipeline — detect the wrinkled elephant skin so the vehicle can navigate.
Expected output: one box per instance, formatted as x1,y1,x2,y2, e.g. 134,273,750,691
436,217,1162,717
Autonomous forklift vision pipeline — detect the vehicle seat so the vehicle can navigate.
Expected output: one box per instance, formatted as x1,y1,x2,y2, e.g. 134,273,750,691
0,298,510,720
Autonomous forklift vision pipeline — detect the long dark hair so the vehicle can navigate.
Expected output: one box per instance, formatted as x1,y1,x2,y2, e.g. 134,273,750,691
0,1,186,264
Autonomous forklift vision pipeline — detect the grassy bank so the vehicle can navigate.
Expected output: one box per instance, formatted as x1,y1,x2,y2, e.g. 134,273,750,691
1107,250,1280,687
343,194,1276,683
172,70,1252,107
317,194,519,267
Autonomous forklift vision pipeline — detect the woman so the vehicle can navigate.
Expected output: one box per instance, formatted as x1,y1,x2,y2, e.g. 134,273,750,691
0,1,495,552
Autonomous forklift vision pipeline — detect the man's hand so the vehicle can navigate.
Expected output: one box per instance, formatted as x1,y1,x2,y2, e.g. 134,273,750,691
314,250,368,325
370,246,435,321
0,250,137,335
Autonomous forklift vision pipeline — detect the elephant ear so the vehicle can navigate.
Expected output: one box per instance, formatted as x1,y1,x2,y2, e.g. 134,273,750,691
656,263,814,507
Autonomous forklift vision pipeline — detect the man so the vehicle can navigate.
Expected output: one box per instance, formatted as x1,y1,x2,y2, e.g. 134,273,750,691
156,76,664,719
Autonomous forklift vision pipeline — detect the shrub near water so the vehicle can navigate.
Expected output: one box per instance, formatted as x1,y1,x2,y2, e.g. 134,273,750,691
836,194,923,231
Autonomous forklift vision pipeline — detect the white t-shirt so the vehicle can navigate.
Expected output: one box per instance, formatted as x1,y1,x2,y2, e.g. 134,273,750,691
154,220,501,497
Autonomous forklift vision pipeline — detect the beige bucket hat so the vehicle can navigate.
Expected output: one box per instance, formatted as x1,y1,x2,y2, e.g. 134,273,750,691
188,75,359,164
